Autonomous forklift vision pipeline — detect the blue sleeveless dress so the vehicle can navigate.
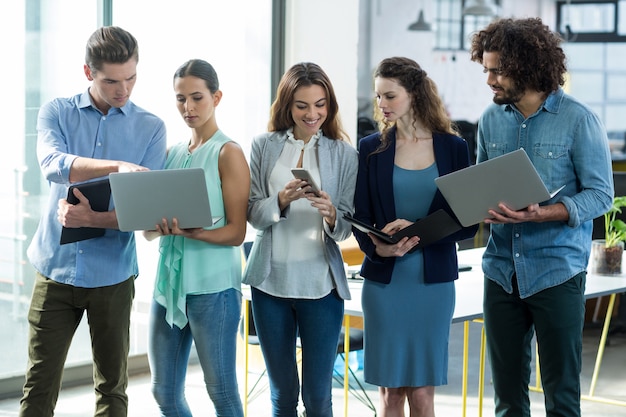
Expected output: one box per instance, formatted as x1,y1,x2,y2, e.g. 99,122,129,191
361,163,455,387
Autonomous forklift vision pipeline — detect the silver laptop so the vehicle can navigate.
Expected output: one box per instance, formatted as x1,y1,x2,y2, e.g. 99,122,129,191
109,168,220,232
434,149,564,227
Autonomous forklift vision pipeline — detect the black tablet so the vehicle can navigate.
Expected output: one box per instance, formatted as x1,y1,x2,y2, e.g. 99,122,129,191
60,178,111,244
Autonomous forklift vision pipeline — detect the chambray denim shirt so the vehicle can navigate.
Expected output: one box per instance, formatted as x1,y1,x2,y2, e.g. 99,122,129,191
477,88,613,298
27,90,167,288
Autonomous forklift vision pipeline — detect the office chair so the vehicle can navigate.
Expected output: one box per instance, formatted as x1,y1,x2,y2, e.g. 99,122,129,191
453,120,478,165
240,299,270,402
334,327,376,415
240,242,271,402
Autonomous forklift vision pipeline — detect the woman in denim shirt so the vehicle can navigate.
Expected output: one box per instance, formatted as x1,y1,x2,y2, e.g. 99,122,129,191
470,18,614,417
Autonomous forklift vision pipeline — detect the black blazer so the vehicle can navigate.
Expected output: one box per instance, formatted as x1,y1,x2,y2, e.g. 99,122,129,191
353,128,478,284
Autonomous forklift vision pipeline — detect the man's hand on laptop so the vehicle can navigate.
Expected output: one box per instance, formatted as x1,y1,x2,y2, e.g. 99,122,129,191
485,203,541,224
117,161,149,173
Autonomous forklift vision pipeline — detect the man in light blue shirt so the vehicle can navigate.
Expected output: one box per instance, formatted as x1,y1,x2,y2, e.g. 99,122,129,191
21,26,166,417
470,18,613,417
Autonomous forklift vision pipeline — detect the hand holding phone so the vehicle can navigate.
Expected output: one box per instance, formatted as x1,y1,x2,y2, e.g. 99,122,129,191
291,168,321,196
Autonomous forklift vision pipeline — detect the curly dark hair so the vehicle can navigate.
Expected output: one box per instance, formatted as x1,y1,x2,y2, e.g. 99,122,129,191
268,62,349,142
469,17,567,93
371,57,456,154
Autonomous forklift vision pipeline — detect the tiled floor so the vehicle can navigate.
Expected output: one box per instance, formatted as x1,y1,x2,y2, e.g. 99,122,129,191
1,319,626,416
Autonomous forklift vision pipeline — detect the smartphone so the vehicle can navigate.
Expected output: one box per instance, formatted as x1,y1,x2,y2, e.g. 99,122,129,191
291,168,321,196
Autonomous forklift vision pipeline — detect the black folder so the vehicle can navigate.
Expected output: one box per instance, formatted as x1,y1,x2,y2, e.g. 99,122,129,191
344,209,461,247
60,178,111,244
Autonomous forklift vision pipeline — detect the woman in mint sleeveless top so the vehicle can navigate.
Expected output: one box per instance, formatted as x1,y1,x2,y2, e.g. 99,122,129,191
144,59,250,417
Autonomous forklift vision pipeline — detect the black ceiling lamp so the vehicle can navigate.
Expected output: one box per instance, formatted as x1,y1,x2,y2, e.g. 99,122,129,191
408,9,431,32
462,0,498,17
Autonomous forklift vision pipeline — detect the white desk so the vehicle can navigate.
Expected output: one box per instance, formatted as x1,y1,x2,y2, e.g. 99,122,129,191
344,247,626,416
344,250,485,322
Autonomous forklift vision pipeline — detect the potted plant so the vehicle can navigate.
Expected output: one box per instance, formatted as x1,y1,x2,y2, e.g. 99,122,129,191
591,196,626,275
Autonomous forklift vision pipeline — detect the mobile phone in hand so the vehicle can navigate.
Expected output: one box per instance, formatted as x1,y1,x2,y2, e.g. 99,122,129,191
291,168,321,196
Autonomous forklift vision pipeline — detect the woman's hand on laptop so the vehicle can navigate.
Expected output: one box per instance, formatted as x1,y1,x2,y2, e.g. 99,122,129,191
154,218,202,238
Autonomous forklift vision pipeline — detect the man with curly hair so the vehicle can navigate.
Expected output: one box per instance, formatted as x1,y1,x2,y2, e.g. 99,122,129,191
470,17,613,417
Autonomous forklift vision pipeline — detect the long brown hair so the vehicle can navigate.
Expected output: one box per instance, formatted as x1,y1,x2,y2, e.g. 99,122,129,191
371,57,456,154
268,62,349,142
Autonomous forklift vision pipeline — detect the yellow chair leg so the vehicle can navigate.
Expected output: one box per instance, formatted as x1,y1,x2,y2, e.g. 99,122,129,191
589,293,616,396
462,321,469,417
243,299,250,417
478,322,486,417
343,316,351,417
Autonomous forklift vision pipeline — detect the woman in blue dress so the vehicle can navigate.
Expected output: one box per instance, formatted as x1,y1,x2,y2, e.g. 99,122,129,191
353,57,478,416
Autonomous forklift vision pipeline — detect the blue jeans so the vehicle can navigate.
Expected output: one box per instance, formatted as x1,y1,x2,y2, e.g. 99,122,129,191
484,273,585,417
149,288,243,417
251,288,344,417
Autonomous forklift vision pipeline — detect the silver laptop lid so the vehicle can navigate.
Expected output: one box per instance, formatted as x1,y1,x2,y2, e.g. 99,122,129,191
109,168,216,232
435,149,563,227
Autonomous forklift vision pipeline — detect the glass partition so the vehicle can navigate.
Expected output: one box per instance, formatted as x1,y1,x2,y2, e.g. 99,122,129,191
0,0,271,392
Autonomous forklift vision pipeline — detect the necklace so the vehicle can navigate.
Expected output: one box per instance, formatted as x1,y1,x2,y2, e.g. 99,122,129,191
398,135,432,142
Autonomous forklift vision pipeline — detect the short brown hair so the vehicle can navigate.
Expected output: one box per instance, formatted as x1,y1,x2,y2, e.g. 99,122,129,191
85,26,138,72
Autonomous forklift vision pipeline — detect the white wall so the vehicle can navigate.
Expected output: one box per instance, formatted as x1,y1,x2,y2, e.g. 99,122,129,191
284,0,560,127
285,0,360,142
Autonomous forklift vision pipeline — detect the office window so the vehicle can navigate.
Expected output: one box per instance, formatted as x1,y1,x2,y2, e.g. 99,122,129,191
435,0,496,50
435,0,463,50
0,0,272,393
0,0,98,383
565,42,626,133
557,0,626,42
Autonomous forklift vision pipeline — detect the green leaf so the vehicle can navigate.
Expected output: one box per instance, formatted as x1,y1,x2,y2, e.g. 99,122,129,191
604,196,626,247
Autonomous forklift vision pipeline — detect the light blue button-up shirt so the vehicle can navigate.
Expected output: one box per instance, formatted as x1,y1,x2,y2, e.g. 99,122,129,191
477,88,614,298
27,90,167,288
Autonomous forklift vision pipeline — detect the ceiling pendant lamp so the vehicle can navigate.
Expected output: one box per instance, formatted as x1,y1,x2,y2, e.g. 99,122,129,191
462,0,498,17
408,9,432,32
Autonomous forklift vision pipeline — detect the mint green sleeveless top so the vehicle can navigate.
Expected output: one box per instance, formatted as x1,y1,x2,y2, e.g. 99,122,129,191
153,130,242,328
